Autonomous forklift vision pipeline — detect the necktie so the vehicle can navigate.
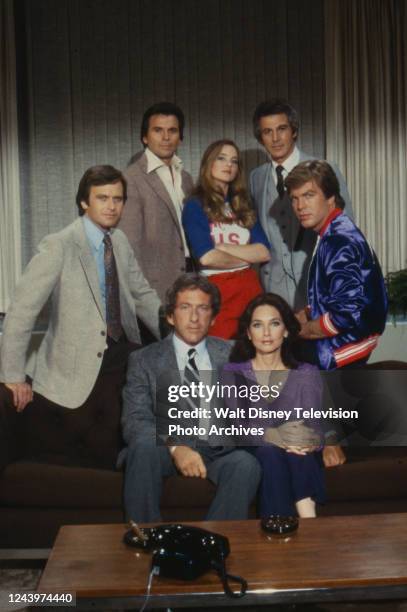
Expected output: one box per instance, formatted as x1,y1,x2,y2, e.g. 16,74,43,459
183,348,200,410
183,348,211,441
103,233,122,341
184,348,199,382
276,165,285,199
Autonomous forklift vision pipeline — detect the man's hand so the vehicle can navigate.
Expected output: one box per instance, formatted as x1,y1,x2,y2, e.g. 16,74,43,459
323,445,346,467
171,446,207,478
5,382,33,412
295,308,328,339
295,308,309,325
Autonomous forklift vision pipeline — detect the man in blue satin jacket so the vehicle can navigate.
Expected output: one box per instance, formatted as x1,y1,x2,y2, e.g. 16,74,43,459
285,160,387,370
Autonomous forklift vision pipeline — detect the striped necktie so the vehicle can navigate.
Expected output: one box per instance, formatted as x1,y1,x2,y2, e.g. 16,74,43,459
184,348,199,382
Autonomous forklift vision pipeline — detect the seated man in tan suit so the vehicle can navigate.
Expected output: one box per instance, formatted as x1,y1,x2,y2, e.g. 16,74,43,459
119,102,194,304
0,165,161,416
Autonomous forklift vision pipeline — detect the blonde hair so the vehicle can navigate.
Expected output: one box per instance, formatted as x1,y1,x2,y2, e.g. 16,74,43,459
192,139,256,227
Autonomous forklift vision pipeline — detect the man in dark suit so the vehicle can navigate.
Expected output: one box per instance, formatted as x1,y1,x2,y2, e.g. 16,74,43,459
250,98,353,312
121,274,261,522
119,102,194,303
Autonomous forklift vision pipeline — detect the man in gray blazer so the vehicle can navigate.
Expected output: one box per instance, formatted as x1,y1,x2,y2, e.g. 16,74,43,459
250,99,353,311
121,273,261,522
0,165,161,413
119,102,194,303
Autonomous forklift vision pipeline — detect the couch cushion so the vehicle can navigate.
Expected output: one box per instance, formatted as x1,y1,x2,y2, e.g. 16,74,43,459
0,461,123,508
0,462,217,510
326,447,407,501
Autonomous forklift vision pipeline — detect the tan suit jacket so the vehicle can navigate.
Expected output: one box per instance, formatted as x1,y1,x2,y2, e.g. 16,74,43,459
0,218,161,408
119,152,194,302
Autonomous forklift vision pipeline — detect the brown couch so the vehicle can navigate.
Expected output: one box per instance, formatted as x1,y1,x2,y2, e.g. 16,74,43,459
1,361,407,550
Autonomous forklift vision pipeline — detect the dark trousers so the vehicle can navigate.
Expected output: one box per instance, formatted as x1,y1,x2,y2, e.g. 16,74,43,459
252,445,325,517
18,365,127,469
123,442,261,522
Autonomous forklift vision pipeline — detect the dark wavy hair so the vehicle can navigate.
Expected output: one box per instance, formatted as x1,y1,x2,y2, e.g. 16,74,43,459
229,293,300,368
165,273,221,318
75,165,127,216
252,98,299,142
140,101,185,143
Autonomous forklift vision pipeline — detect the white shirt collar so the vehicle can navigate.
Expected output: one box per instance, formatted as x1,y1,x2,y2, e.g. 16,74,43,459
172,333,207,360
145,147,183,174
271,145,300,174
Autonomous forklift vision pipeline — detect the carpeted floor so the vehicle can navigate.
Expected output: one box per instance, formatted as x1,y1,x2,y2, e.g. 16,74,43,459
1,568,407,611
0,569,41,611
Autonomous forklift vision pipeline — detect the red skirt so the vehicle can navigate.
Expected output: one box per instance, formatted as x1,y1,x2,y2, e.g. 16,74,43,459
208,267,263,339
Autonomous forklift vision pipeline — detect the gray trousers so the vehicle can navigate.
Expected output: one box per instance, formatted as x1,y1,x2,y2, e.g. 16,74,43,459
123,442,261,522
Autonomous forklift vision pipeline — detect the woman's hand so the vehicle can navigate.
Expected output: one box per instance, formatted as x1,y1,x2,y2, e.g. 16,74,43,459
286,445,320,455
264,420,322,451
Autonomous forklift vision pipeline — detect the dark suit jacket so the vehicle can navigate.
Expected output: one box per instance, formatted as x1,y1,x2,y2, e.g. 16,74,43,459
119,152,194,301
121,334,232,448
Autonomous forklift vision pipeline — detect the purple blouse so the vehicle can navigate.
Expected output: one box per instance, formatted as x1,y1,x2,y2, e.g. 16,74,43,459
221,361,324,441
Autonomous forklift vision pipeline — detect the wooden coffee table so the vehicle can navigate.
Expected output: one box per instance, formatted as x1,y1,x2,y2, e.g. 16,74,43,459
38,514,407,610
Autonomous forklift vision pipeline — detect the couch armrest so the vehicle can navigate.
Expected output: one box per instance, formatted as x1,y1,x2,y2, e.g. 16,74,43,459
0,384,22,470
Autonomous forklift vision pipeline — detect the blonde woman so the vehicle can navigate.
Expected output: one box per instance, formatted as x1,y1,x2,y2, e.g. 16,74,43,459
182,140,270,338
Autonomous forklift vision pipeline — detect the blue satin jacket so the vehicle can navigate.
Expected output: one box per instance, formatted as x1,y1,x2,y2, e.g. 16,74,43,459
308,211,388,370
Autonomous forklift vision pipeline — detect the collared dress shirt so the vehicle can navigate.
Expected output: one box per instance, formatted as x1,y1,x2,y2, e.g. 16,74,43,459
270,145,300,188
172,333,212,439
83,215,113,318
145,147,190,256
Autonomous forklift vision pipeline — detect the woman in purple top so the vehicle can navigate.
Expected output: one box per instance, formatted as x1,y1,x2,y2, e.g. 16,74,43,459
223,293,325,518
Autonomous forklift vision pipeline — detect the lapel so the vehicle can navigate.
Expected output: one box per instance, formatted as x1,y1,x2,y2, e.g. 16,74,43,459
154,335,183,416
110,230,131,314
206,337,229,371
139,153,183,237
264,162,278,203
259,163,277,227
157,334,179,373
206,338,231,400
73,218,105,320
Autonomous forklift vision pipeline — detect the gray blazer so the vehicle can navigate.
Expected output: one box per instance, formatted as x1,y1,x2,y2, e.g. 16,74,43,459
0,218,161,408
119,152,194,302
121,334,232,448
250,149,353,310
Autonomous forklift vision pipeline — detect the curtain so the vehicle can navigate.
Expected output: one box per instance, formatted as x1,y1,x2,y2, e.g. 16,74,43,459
325,0,407,273
0,0,22,311
17,0,325,265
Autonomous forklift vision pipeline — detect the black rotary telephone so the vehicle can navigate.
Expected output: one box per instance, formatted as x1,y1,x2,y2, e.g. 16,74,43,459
124,522,247,598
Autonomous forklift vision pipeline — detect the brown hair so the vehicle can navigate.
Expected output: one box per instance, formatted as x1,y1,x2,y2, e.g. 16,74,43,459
285,160,345,209
191,139,256,227
165,273,221,318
